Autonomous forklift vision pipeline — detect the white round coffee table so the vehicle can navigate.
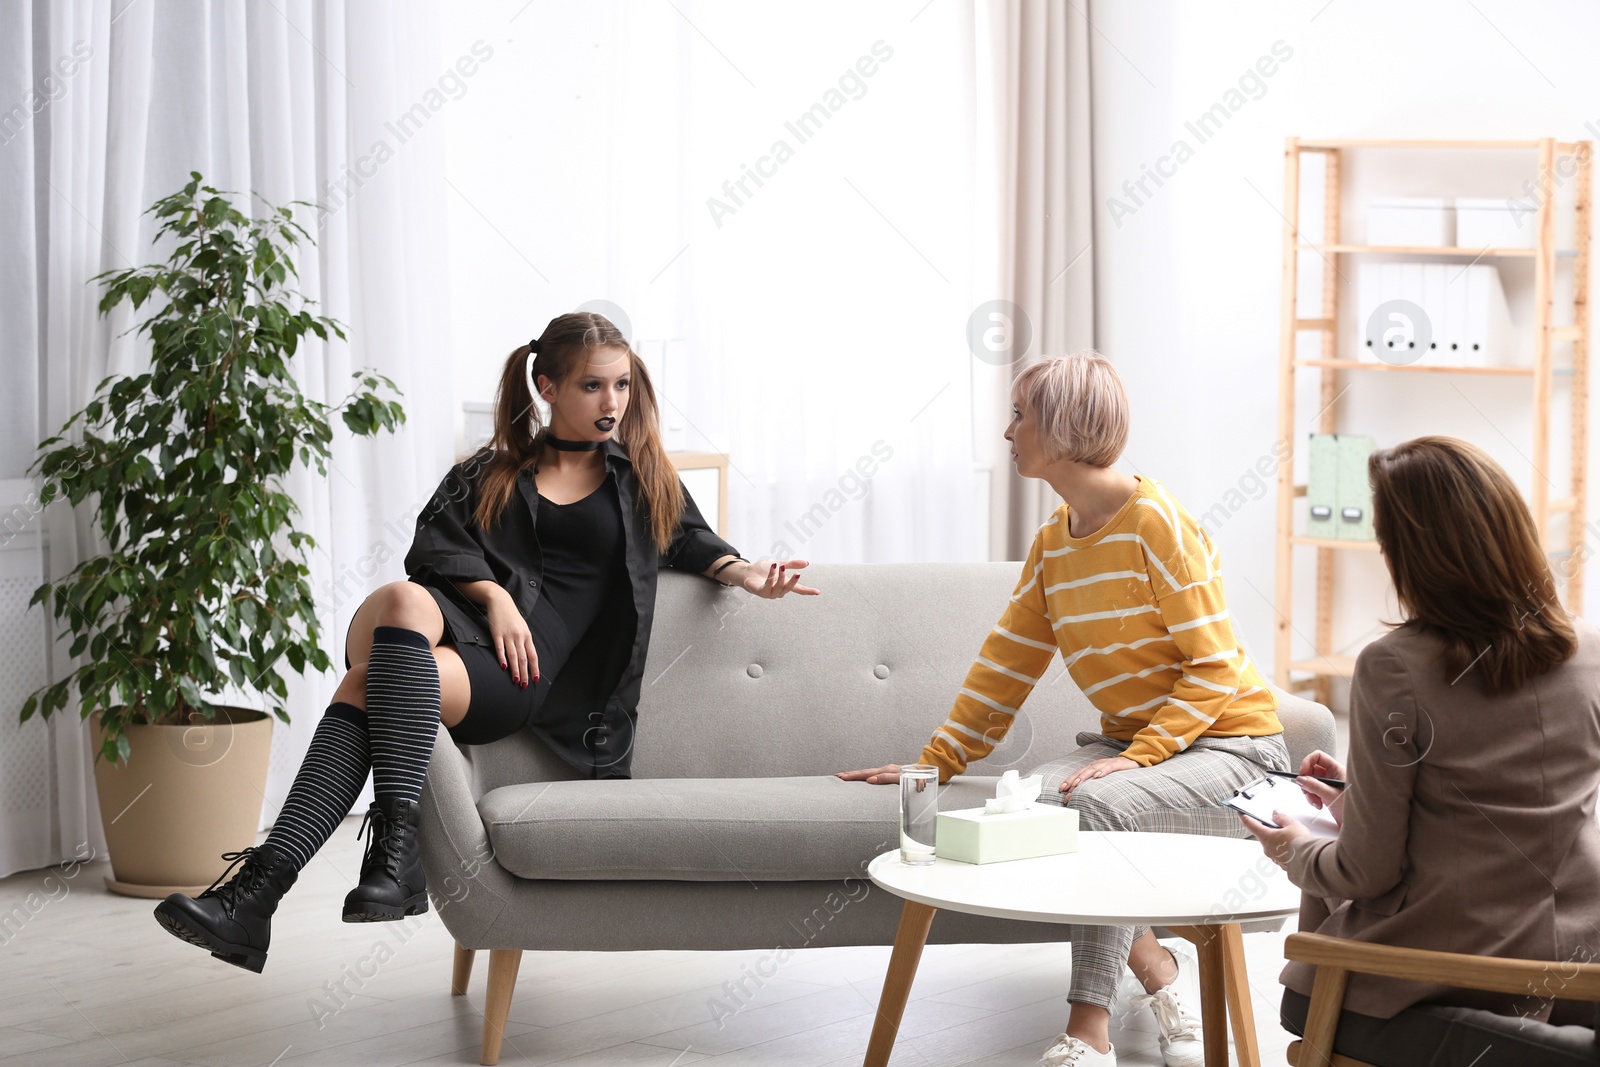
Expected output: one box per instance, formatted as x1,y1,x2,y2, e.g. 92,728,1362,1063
862,831,1301,1067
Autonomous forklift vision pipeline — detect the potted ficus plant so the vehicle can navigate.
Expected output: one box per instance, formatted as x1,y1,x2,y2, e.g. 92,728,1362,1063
22,172,406,897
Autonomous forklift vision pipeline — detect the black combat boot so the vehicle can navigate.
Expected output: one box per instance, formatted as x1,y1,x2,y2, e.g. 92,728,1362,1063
152,843,299,973
342,796,428,922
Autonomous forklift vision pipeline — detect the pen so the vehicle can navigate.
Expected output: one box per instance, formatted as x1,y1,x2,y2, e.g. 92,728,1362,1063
1265,769,1346,790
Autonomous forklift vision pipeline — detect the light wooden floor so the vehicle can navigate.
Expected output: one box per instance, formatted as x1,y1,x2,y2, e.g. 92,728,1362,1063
0,817,1296,1066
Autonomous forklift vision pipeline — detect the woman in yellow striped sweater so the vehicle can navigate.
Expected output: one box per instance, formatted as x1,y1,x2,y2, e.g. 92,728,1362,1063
840,353,1290,1067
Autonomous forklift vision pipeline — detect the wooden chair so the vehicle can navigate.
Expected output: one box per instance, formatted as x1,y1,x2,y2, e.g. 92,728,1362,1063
1285,932,1600,1067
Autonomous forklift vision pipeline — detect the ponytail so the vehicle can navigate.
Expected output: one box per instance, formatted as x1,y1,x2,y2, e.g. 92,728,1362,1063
615,353,683,553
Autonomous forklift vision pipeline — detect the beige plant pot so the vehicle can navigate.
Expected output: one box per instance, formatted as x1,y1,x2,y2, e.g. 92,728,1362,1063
92,705,273,898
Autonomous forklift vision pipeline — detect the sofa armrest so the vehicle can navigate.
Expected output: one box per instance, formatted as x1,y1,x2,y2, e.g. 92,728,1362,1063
1270,684,1338,766
419,724,518,948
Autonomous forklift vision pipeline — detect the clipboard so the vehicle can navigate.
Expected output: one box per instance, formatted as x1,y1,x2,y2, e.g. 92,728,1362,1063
1223,775,1340,838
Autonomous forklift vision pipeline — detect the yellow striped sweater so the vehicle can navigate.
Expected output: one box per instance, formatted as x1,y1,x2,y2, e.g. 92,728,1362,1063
919,476,1281,781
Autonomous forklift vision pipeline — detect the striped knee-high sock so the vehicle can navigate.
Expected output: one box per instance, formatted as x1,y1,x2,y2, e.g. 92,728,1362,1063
264,702,370,870
366,625,441,805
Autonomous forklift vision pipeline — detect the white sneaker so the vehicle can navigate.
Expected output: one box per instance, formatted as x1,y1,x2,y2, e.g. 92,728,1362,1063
1129,984,1204,1067
1038,1033,1118,1066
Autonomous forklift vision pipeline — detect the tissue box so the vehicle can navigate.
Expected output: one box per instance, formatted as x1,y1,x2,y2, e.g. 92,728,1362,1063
935,804,1079,864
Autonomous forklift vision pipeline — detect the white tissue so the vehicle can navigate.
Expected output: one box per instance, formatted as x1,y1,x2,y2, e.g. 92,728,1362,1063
982,769,1043,814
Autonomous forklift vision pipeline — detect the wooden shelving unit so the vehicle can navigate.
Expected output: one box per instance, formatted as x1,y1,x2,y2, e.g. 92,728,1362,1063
1274,137,1593,703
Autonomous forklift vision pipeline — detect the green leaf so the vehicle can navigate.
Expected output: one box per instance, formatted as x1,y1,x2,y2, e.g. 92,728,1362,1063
20,173,408,739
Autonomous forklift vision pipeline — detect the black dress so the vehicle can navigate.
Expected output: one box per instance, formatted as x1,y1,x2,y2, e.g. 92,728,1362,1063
439,475,628,747
395,441,738,777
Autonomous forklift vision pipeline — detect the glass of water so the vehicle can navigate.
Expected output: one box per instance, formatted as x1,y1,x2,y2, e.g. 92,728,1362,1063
899,764,939,865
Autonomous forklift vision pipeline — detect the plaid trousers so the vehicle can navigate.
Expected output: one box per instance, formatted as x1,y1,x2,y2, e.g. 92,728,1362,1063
1028,730,1292,1009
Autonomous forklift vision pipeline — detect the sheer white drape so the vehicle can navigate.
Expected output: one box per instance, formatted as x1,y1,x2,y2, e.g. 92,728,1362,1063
448,0,990,565
658,3,986,565
1,0,453,875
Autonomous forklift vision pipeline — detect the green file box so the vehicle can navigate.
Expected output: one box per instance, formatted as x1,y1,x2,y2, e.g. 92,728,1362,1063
1336,434,1377,541
1307,433,1339,539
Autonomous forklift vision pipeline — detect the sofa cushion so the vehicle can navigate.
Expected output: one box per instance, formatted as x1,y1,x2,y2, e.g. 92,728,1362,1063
479,774,1005,881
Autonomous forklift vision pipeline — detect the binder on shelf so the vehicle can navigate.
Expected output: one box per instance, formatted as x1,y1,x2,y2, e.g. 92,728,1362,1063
1307,434,1339,539
1443,264,1469,359
1466,265,1519,366
1357,263,1381,361
1335,434,1377,541
1465,266,1490,367
1377,263,1406,360
1398,263,1425,362
1420,264,1447,361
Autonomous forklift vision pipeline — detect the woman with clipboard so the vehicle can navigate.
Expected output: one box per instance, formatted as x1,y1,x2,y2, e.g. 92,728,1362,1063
1241,436,1600,1057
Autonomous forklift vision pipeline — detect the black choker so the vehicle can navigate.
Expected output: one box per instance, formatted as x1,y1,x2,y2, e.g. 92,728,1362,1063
545,435,602,452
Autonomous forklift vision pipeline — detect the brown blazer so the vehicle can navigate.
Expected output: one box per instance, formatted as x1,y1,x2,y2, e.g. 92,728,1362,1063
1282,617,1600,1020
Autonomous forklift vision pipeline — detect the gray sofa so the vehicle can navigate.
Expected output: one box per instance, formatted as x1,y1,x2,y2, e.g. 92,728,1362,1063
420,562,1335,1064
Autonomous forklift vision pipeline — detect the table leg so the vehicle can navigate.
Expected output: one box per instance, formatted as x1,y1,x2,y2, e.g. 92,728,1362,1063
863,900,938,1067
1220,923,1262,1067
1165,926,1229,1067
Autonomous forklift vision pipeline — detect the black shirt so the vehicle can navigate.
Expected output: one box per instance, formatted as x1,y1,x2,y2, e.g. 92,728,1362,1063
402,441,738,778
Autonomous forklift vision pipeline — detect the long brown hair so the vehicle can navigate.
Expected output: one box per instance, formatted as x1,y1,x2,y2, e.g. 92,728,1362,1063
467,312,684,553
1370,435,1576,693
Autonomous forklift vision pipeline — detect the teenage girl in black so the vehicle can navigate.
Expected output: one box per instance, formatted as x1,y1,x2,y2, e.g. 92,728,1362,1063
154,311,817,971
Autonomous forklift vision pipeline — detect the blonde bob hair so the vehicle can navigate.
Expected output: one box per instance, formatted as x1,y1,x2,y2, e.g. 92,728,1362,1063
1010,352,1130,467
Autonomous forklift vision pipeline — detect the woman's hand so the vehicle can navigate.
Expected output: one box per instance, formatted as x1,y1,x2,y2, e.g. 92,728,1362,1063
486,594,539,688
1295,749,1347,825
1297,777,1346,827
1240,811,1313,870
742,559,821,599
1300,749,1346,783
1059,756,1138,800
836,764,901,785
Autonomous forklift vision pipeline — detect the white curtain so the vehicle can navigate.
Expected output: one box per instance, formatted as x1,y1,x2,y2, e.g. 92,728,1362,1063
974,0,1098,560
661,3,986,565
452,0,990,565
1,0,453,875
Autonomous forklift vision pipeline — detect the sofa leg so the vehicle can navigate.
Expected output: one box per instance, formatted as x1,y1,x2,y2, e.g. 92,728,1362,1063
452,943,475,996
481,948,522,1066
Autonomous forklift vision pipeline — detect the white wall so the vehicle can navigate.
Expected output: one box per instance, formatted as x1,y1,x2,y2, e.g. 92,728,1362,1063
1090,0,1600,699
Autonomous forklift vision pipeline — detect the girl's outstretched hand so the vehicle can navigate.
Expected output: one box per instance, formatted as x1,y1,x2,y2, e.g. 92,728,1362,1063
743,559,821,598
